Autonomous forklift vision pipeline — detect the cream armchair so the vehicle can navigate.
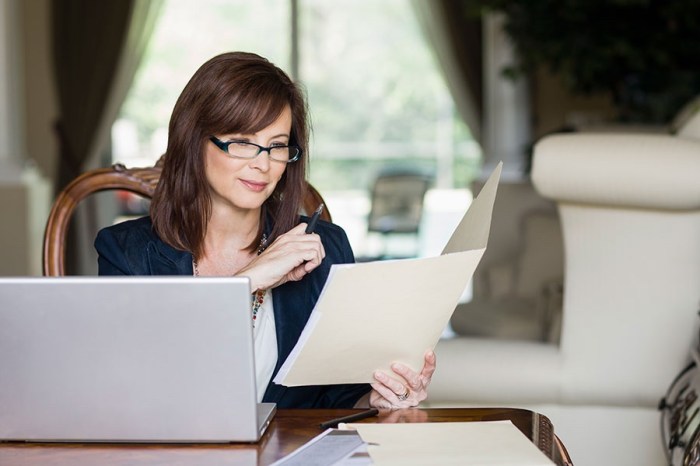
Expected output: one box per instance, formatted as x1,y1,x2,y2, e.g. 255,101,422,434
427,129,700,466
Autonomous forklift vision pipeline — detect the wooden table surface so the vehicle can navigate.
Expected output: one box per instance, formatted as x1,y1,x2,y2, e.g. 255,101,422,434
0,408,573,465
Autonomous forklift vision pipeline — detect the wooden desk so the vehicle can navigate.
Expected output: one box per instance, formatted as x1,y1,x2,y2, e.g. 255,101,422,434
0,408,573,465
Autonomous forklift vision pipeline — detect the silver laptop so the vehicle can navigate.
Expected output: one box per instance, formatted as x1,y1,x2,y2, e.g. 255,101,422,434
0,276,275,443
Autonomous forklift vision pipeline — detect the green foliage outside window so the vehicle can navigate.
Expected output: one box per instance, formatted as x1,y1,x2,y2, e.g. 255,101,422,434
470,0,700,123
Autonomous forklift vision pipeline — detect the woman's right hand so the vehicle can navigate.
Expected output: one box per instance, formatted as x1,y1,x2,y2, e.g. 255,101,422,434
237,223,325,291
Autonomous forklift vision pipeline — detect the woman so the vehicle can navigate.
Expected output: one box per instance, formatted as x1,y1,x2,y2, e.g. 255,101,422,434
95,51,436,409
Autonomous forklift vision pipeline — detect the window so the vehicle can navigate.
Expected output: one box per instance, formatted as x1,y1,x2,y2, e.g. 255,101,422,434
299,0,478,191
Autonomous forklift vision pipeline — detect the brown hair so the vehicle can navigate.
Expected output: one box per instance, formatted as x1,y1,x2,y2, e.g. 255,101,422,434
150,52,309,258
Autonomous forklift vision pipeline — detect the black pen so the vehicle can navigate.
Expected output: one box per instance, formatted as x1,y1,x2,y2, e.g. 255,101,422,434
305,203,324,234
319,408,379,429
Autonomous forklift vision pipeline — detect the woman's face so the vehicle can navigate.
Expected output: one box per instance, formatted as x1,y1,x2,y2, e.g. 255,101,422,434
204,105,292,214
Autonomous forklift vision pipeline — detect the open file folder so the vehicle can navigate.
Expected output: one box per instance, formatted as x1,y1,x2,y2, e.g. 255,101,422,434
274,163,502,386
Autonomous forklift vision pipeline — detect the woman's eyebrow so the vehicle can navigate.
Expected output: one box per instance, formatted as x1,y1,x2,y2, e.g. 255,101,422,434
222,132,290,140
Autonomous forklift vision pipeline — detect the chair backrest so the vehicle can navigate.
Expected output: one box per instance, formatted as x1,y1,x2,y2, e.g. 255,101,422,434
367,169,432,234
532,132,700,406
43,162,332,276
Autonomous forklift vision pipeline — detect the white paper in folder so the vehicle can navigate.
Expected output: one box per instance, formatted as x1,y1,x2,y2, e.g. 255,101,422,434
346,421,554,465
274,163,502,386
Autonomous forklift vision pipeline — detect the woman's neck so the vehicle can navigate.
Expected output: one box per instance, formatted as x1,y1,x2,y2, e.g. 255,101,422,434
202,205,261,260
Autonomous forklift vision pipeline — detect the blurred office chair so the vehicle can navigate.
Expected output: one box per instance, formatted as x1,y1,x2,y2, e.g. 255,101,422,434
43,159,331,276
450,205,564,343
365,168,432,259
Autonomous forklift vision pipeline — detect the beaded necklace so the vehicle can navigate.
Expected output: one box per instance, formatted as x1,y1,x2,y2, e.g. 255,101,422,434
193,234,268,326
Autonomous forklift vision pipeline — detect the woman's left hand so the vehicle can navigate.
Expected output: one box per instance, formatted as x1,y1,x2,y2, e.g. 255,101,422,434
368,350,436,409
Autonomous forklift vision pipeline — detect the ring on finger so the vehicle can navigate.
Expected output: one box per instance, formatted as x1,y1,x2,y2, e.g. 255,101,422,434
396,386,410,401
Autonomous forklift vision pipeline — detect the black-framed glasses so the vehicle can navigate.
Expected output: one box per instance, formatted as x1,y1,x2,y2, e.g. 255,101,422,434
209,136,301,163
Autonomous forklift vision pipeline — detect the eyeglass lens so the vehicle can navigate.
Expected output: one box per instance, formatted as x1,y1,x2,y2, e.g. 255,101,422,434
227,141,296,162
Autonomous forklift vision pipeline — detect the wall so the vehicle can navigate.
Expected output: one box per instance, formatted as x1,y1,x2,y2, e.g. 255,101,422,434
0,0,54,276
22,0,58,182
481,13,530,179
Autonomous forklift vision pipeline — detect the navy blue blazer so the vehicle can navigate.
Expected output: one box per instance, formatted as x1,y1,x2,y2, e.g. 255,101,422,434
94,216,371,408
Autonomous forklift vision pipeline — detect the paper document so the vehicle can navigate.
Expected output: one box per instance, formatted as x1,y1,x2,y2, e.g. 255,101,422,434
441,161,500,254
271,428,370,466
274,163,502,386
346,421,554,466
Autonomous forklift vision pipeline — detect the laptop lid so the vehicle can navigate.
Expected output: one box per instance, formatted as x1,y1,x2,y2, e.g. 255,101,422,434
0,276,275,443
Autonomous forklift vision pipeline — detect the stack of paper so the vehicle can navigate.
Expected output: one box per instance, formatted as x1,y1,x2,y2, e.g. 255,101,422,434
274,163,502,386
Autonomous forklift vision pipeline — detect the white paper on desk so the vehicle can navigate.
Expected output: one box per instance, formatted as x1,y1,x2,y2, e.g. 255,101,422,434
346,421,555,466
271,428,370,466
274,163,501,386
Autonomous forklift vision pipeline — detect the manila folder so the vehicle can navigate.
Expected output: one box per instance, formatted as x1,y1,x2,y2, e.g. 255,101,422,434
274,163,501,386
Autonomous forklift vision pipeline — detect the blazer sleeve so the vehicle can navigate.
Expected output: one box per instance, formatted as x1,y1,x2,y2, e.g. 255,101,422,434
316,383,371,408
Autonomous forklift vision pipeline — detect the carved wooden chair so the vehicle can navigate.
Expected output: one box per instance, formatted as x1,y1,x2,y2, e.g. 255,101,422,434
43,161,332,276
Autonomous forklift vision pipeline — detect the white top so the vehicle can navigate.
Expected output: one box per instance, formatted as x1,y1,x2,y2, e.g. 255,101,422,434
253,289,278,402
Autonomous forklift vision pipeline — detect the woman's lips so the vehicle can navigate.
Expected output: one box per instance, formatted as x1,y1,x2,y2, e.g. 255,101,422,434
240,179,268,192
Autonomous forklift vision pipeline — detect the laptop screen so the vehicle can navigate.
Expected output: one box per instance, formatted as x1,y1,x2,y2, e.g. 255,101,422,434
0,276,273,442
